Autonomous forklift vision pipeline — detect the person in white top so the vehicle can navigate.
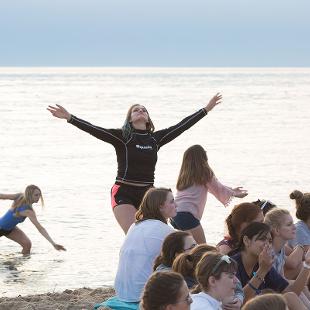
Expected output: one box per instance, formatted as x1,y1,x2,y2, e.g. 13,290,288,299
191,252,239,310
114,187,176,303
171,145,248,244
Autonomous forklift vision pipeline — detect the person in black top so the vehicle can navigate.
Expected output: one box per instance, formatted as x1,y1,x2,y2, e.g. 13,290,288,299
47,93,222,233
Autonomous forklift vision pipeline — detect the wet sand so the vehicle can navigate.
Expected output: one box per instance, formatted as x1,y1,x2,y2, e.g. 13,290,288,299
0,287,114,310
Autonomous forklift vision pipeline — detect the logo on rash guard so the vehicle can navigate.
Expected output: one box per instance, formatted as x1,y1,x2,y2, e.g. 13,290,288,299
136,145,153,150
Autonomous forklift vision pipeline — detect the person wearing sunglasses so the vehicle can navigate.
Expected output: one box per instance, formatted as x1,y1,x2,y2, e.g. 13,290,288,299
153,231,197,272
230,222,310,308
141,271,192,310
191,252,239,310
252,199,277,216
47,94,222,234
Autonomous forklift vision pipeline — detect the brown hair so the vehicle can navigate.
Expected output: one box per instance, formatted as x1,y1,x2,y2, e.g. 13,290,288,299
12,185,44,215
141,271,186,310
264,208,290,232
226,202,262,247
122,104,155,140
290,190,310,222
153,231,191,271
176,145,214,191
135,187,171,224
194,252,237,293
172,244,216,279
242,293,287,310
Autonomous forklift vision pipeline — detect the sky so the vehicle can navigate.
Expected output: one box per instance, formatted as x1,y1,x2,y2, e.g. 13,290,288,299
0,0,310,67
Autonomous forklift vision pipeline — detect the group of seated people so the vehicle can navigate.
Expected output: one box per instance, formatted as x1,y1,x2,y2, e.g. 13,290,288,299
95,188,310,310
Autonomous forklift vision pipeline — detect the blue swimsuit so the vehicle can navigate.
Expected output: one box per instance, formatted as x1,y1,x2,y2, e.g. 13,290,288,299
0,204,32,231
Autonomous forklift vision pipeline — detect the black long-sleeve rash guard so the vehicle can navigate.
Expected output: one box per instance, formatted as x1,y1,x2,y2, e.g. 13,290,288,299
68,108,207,184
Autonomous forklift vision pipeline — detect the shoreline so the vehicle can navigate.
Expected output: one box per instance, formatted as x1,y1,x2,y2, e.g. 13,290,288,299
0,286,114,310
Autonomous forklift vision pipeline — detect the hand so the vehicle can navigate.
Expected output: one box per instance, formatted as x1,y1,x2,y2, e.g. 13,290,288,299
47,104,71,121
304,248,310,264
258,244,274,274
222,297,242,310
204,93,222,112
54,244,66,251
233,187,248,198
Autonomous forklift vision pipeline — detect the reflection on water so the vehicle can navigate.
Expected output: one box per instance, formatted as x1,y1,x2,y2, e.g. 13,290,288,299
1,67,310,297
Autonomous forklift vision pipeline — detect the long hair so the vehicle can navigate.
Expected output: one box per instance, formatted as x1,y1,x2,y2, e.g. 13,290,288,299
135,188,171,224
176,145,214,191
12,185,44,215
290,190,310,222
153,231,191,271
242,293,287,310
225,202,262,248
141,271,186,310
194,252,237,293
122,104,155,141
172,244,216,279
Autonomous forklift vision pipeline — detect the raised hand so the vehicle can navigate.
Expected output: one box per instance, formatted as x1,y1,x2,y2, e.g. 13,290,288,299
205,93,222,113
47,104,71,121
233,187,248,198
258,244,274,274
54,244,66,251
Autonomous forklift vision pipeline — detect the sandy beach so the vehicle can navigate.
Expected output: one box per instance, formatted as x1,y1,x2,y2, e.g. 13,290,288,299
0,287,114,310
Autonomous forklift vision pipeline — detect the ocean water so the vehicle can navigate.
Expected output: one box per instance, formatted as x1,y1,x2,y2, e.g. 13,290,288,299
0,67,309,297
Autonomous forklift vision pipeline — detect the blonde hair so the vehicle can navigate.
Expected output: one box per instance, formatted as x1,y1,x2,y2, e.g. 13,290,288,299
176,145,214,191
135,187,171,224
242,293,287,310
264,208,290,230
12,185,44,215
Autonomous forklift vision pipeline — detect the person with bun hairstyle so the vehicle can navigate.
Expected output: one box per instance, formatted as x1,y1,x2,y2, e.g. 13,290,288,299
217,202,264,255
289,190,310,251
153,231,196,272
171,144,247,244
0,185,66,254
141,271,192,310
190,252,239,310
47,94,222,234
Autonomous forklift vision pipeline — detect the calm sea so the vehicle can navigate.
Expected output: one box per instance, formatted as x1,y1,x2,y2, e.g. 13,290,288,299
0,67,309,297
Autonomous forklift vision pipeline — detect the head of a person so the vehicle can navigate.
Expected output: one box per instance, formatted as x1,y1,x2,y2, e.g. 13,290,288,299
135,187,176,224
252,199,277,216
172,244,216,279
264,208,295,241
153,231,196,271
13,184,44,210
242,293,288,310
194,252,238,301
226,202,264,246
122,104,155,139
290,190,310,223
141,271,192,310
238,222,272,258
176,144,214,191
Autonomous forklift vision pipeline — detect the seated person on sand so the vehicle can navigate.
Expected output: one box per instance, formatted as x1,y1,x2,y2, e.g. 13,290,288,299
217,202,264,255
0,185,66,255
229,222,310,309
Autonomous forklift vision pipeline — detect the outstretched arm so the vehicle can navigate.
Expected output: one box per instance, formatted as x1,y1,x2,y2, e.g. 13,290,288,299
22,209,66,251
47,104,71,121
0,193,22,200
204,93,222,113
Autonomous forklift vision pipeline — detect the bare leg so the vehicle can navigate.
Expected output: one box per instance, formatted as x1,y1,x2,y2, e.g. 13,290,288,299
284,292,307,310
186,225,206,244
6,227,32,255
113,204,137,234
